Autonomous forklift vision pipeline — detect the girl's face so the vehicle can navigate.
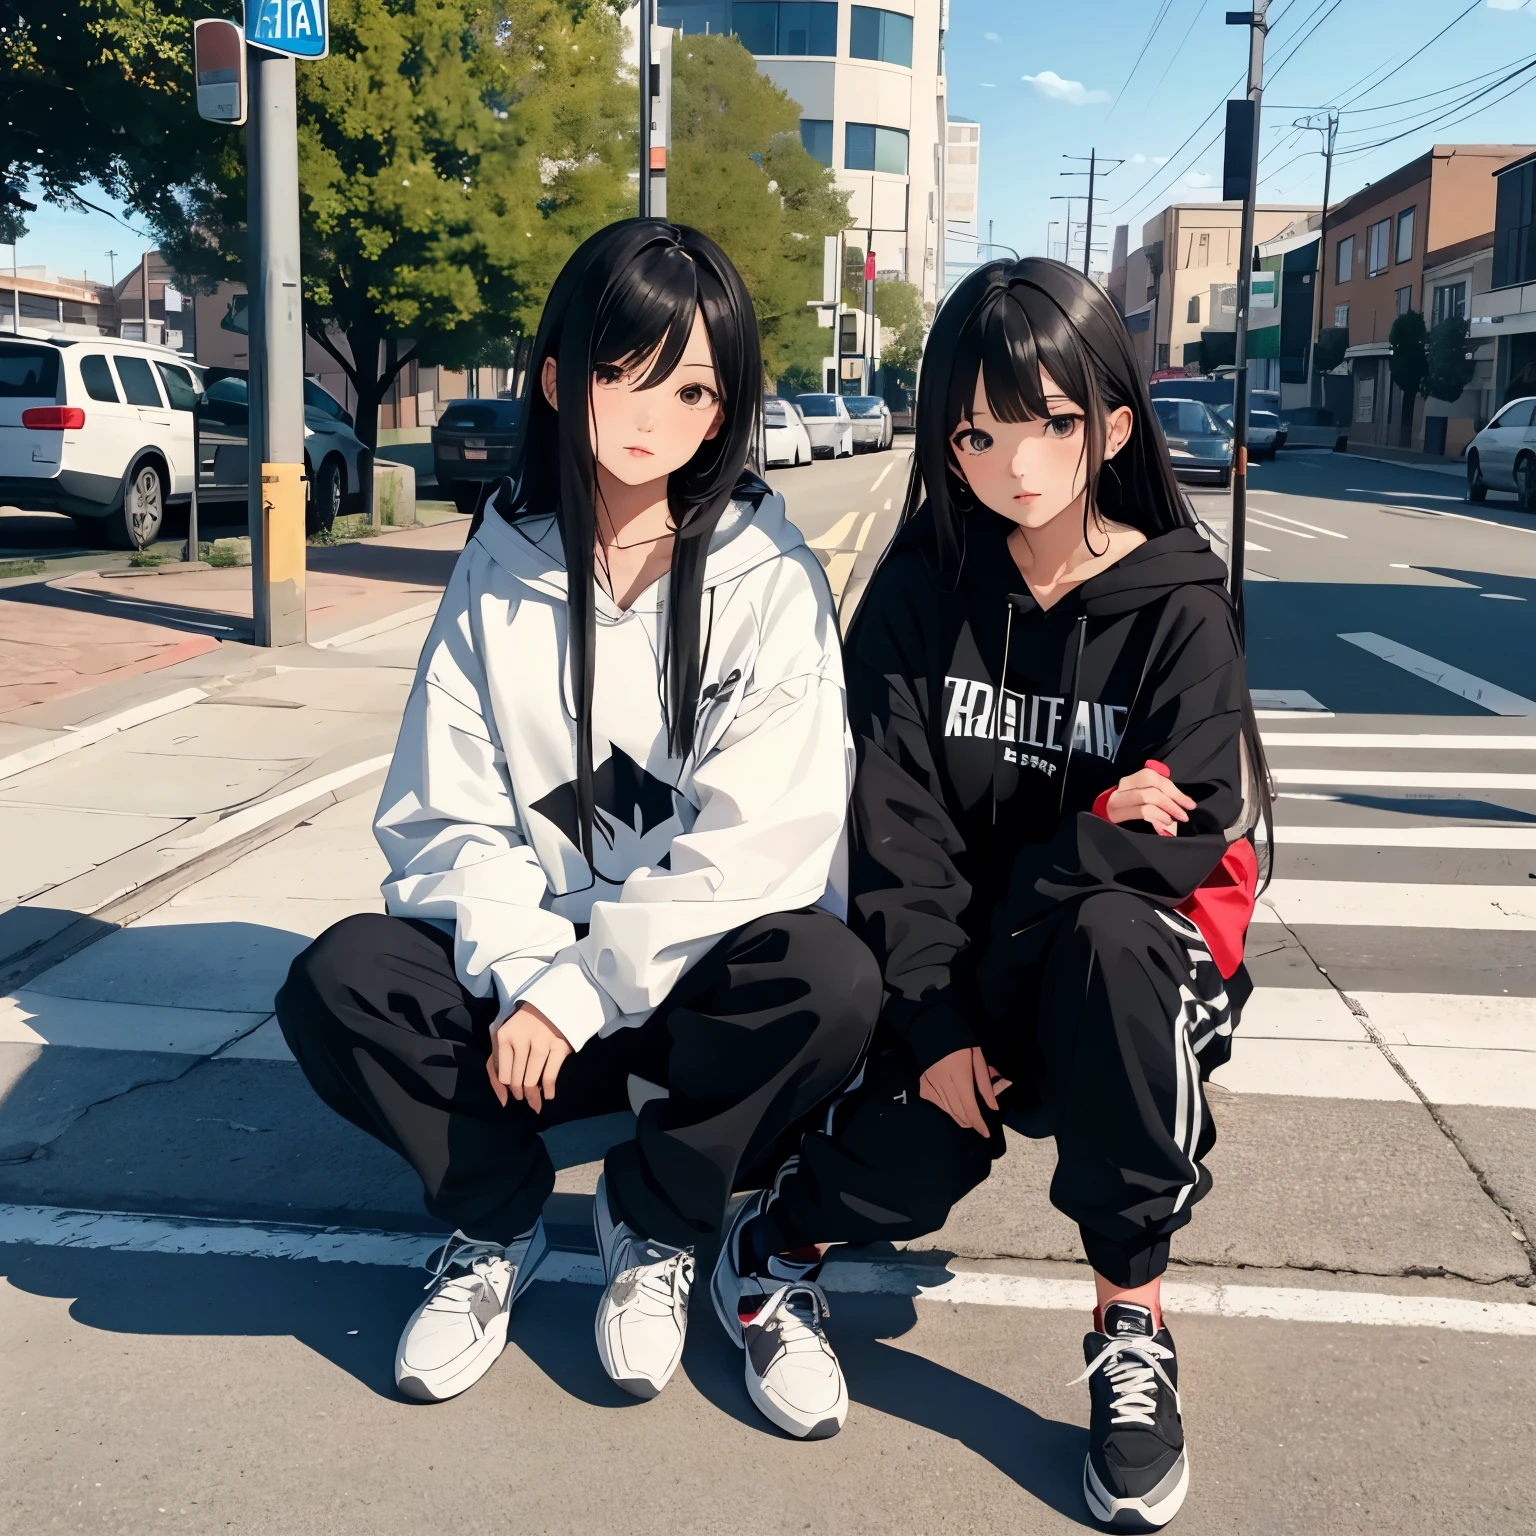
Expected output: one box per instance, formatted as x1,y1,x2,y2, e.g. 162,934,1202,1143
949,366,1133,533
542,308,726,488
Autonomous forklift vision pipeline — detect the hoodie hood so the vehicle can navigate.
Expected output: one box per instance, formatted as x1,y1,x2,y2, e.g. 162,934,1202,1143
472,472,804,609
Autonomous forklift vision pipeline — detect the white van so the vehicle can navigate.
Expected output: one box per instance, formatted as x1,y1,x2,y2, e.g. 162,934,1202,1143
0,331,367,548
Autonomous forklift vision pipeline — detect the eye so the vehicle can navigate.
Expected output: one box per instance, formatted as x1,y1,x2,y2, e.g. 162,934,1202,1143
1045,414,1080,438
594,363,625,387
952,428,994,454
677,382,718,408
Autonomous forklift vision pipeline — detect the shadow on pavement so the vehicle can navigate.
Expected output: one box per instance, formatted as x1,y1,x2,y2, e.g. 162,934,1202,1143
306,534,465,588
0,571,252,640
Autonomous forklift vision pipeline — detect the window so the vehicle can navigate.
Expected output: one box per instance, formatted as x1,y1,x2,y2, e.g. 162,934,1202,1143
795,394,839,417
657,2,730,35
79,354,120,402
113,354,164,407
155,361,200,411
1395,206,1415,264
732,2,836,55
0,342,60,397
1367,218,1390,276
1491,399,1535,430
1432,281,1468,326
1334,302,1349,328
1394,285,1413,316
1335,235,1354,284
845,122,908,174
1187,295,1201,324
1493,158,1535,290
849,6,913,67
800,118,832,167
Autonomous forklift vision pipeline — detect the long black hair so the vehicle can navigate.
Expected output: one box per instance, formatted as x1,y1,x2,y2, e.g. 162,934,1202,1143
496,219,761,868
905,256,1274,875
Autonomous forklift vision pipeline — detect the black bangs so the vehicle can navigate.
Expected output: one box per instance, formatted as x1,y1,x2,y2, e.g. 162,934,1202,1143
498,218,761,872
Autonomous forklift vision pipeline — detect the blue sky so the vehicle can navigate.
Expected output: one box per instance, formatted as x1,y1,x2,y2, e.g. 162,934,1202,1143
946,0,1536,266
9,0,1536,285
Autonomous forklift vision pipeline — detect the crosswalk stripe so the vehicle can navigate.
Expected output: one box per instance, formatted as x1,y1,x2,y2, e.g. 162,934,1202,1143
1263,734,1536,750
1270,826,1536,848
1338,632,1536,715
1274,767,1536,789
1253,880,1536,929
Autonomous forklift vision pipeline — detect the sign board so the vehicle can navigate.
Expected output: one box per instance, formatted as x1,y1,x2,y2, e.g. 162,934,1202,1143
194,18,246,125
1250,271,1278,310
245,0,329,60
864,251,876,283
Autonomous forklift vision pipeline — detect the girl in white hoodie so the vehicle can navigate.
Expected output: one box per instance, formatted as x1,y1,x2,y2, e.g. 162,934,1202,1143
275,221,876,1426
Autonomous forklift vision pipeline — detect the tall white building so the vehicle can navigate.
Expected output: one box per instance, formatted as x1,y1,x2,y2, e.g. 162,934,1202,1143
652,1,949,305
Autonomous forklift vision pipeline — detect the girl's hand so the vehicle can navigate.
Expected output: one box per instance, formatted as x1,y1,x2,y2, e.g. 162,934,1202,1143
1104,767,1196,837
487,1002,571,1114
919,1047,1011,1138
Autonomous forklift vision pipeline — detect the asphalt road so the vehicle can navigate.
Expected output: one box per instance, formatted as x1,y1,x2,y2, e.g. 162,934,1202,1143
4,441,1536,1535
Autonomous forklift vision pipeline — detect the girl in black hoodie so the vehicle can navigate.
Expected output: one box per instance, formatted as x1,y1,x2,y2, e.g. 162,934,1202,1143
709,259,1272,1527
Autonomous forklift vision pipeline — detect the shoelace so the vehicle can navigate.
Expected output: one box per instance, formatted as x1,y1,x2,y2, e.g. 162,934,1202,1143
1072,1335,1178,1428
611,1235,694,1320
751,1279,833,1345
421,1231,508,1302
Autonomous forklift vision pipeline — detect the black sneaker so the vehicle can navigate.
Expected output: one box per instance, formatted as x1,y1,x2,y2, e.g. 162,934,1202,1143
1076,1302,1188,1529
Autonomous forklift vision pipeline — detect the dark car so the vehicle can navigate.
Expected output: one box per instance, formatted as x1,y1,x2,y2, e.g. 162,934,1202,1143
433,397,522,515
1152,397,1234,487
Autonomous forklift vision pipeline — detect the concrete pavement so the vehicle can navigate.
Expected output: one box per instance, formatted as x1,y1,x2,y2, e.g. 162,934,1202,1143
4,444,1536,1532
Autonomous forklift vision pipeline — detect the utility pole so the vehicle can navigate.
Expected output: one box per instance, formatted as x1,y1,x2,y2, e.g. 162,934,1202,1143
106,250,118,287
638,0,651,218
1049,196,1078,267
1062,152,1123,280
139,250,152,343
1296,109,1338,408
1223,1,1270,644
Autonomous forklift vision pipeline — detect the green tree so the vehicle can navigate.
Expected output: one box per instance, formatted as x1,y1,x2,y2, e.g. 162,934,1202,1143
1426,314,1475,404
1388,309,1428,448
1313,325,1348,376
667,32,849,382
874,277,925,374
2,0,638,448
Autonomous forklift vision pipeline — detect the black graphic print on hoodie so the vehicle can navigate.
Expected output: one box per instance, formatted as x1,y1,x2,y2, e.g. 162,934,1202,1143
846,506,1251,1075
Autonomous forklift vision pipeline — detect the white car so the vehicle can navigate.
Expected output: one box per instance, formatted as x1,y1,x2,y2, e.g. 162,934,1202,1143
763,396,812,467
1467,396,1536,509
793,393,855,458
0,330,366,548
843,395,894,452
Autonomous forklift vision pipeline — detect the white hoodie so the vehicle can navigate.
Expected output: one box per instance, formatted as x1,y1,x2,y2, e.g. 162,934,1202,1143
374,480,852,1052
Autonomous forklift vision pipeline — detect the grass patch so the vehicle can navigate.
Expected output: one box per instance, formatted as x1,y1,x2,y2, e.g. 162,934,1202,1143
308,513,381,546
128,550,168,568
205,538,250,568
0,558,46,579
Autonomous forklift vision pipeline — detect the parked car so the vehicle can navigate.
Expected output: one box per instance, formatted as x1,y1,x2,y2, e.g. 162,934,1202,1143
1278,405,1348,453
197,370,370,535
432,396,522,515
793,393,855,458
1214,403,1286,460
763,397,813,468
1467,396,1536,508
843,395,894,452
1151,397,1234,487
1150,375,1280,418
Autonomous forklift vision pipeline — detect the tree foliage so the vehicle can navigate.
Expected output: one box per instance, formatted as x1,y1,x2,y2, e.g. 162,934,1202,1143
666,32,848,382
1426,314,1475,405
1313,325,1348,375
1388,309,1428,447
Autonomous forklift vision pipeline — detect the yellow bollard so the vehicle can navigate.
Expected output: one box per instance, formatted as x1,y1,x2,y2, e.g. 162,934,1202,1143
257,461,307,647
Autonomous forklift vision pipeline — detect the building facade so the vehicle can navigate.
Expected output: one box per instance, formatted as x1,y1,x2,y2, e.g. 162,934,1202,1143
1118,202,1318,384
1,267,113,340
654,0,948,305
1480,149,1536,411
1319,143,1532,449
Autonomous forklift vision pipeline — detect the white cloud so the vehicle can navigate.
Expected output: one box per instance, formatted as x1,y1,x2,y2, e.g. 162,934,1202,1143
984,30,1001,40
1487,0,1532,12
979,82,997,88
1021,70,1111,106
1129,153,1171,167
1181,170,1216,190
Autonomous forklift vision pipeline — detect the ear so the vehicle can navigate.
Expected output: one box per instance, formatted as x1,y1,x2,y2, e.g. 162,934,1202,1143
1104,404,1134,459
541,355,558,412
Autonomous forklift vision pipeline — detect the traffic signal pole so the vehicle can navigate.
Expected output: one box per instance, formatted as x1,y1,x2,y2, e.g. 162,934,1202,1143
1226,2,1269,645
245,47,307,646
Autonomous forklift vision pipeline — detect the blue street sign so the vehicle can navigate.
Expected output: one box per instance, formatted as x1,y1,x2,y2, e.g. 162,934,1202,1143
245,0,328,60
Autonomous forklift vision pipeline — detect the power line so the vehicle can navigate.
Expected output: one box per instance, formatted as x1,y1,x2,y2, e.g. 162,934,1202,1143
1336,0,1484,108
1143,0,1217,105
1335,55,1536,158
1110,0,1181,116
1332,53,1536,141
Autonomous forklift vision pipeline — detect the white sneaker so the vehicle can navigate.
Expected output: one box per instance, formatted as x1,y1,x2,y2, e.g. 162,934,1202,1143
592,1173,694,1399
711,1192,847,1439
394,1222,548,1402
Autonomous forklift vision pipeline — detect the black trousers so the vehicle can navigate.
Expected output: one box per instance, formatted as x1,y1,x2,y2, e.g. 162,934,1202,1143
274,909,879,1249
759,891,1243,1288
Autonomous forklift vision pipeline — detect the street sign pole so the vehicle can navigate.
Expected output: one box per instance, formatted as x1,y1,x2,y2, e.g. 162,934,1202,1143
1224,2,1270,647
245,46,307,646
638,0,651,218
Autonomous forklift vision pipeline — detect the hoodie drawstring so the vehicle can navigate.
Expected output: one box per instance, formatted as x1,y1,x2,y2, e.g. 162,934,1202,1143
1057,614,1088,816
992,597,1018,827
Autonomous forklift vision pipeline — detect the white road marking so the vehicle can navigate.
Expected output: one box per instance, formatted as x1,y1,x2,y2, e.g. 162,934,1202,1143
1271,825,1536,848
1253,879,1536,929
1251,690,1328,713
1338,632,1536,715
1243,507,1348,539
869,462,894,493
1483,593,1526,601
4,1204,1532,1336
175,755,393,851
0,688,207,783
313,599,443,650
1248,517,1315,539
1274,767,1536,790
1262,733,1536,749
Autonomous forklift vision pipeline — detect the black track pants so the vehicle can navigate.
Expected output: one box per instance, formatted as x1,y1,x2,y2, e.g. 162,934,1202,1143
275,909,880,1249
760,891,1243,1288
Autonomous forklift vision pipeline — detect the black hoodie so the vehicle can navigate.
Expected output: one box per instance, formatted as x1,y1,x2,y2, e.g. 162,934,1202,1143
846,507,1250,1074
